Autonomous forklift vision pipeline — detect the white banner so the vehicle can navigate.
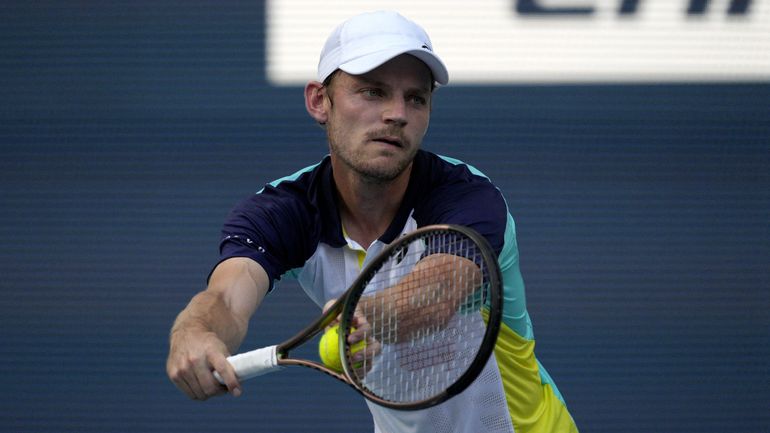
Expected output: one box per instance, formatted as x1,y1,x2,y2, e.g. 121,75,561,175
266,0,770,85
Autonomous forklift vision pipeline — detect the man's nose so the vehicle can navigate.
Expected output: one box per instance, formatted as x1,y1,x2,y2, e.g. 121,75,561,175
383,97,408,126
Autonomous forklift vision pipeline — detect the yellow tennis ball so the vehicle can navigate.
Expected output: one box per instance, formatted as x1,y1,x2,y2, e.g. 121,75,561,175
319,324,366,372
319,324,343,372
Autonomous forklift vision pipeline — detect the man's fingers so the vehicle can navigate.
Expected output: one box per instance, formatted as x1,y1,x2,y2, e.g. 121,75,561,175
174,368,207,400
322,299,337,314
352,340,381,376
167,330,236,400
168,357,207,400
322,299,342,329
351,338,381,362
169,369,196,399
352,309,372,329
171,355,228,400
348,315,372,343
210,355,242,397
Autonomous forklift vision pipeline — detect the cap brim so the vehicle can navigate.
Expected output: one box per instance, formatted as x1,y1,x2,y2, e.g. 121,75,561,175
339,46,449,85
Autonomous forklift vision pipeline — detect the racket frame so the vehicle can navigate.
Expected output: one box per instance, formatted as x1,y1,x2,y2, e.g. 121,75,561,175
338,224,503,410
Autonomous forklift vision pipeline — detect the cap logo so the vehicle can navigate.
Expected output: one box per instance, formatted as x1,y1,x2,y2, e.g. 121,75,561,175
421,44,432,51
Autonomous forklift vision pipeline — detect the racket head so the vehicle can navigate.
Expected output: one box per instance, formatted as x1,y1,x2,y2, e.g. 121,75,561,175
338,224,502,410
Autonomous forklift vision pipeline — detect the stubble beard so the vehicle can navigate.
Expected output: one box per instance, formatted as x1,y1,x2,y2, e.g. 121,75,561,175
327,125,418,185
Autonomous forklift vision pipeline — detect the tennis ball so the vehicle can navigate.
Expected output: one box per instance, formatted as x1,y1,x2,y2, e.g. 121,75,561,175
319,324,366,372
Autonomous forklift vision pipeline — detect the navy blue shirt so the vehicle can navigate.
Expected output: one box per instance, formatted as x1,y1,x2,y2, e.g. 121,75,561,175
218,150,507,289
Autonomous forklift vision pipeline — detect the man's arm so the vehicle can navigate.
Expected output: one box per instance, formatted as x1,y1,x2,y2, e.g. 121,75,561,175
166,257,269,400
359,253,482,344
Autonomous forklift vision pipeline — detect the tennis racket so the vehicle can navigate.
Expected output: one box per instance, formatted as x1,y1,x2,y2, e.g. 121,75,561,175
215,224,502,410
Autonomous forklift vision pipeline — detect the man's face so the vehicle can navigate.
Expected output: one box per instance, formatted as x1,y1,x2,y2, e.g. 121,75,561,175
324,54,433,183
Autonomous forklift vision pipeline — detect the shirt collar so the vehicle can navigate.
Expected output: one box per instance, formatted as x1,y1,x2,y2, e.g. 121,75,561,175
318,150,428,247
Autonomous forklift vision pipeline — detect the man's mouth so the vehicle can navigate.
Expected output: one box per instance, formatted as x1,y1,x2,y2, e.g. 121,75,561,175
372,136,404,148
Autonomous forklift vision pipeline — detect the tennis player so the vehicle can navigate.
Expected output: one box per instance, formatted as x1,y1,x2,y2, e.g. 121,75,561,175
167,10,578,433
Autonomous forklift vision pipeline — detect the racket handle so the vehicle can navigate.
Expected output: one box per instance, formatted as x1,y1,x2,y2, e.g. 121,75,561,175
214,345,281,383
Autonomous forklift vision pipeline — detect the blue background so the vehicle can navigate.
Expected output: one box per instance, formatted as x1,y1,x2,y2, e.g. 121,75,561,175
1,2,768,432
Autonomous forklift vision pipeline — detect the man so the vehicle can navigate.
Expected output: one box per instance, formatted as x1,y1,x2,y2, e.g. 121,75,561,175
167,10,578,433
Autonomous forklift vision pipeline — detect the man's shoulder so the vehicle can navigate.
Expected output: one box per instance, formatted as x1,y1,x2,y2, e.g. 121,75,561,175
414,150,497,189
262,156,330,193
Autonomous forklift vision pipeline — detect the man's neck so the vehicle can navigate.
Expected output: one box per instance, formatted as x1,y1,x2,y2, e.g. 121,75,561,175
334,165,412,250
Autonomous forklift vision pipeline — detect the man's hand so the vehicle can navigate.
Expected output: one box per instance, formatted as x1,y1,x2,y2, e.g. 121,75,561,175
322,299,381,377
166,327,241,400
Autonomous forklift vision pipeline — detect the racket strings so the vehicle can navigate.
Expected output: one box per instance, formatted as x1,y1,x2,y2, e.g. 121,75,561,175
347,231,491,404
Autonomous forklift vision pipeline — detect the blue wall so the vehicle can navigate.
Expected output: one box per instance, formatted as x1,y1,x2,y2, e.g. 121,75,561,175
1,2,768,432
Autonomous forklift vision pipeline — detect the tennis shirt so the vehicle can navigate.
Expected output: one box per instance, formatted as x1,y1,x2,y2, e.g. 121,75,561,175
218,150,578,433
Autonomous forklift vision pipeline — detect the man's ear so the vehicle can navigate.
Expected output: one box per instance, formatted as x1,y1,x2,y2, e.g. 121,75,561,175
305,81,328,125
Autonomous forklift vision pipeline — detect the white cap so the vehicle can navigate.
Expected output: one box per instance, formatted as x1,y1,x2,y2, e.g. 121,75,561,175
317,11,449,86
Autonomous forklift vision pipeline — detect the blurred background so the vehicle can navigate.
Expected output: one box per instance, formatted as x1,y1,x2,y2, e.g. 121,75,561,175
1,1,768,432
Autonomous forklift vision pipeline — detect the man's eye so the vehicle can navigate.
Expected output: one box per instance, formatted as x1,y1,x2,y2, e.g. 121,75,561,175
362,89,383,97
410,95,427,106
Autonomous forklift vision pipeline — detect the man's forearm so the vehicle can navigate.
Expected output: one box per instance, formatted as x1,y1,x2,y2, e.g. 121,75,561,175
359,253,482,343
172,257,268,352
170,290,249,354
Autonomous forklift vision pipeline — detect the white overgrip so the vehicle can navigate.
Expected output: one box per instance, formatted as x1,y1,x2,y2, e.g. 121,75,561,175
214,345,281,383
